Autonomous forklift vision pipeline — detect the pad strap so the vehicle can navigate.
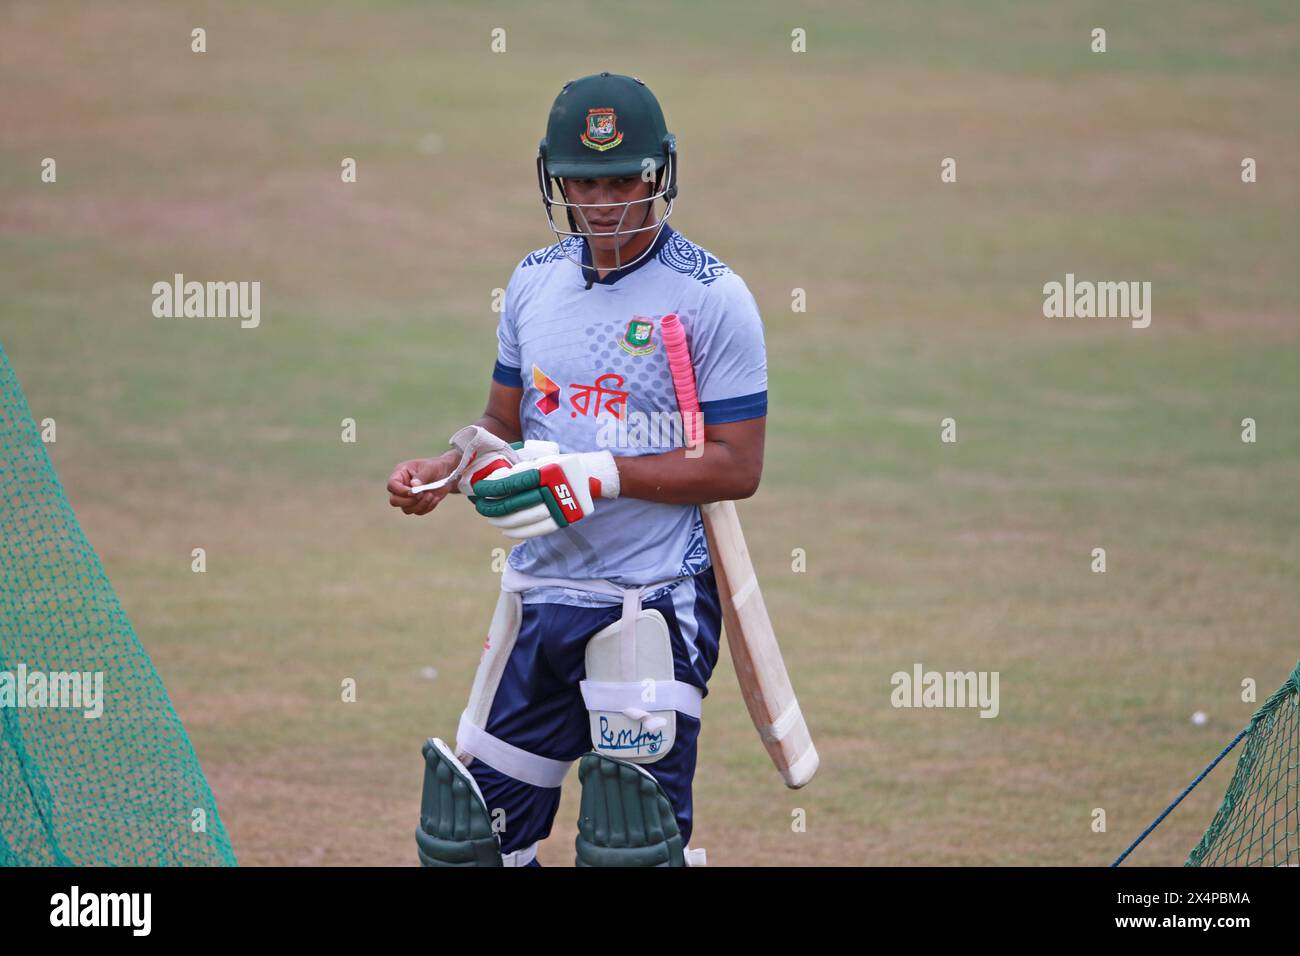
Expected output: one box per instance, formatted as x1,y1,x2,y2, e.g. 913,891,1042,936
501,842,539,867
457,711,572,789
500,565,686,680
579,679,703,719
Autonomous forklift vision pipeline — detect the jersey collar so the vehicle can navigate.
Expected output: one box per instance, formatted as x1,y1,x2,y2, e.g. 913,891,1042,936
579,222,675,288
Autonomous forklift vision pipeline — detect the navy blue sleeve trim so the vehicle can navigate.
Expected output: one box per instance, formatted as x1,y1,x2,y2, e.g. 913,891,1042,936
700,390,767,424
492,360,523,388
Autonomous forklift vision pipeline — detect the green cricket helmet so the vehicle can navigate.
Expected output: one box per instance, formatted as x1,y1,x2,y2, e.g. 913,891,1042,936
535,72,678,271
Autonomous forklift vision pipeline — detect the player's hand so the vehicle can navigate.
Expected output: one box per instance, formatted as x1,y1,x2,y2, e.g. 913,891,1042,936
387,456,455,516
469,450,620,538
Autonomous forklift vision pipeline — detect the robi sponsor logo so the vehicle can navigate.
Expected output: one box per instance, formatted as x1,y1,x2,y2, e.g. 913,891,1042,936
531,366,632,421
569,372,629,420
532,366,561,415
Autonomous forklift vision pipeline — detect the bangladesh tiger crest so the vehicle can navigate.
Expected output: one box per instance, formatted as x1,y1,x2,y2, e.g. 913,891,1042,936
581,108,623,151
620,317,656,356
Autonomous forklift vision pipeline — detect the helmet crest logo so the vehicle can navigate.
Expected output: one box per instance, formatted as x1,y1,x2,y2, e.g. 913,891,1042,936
581,108,623,151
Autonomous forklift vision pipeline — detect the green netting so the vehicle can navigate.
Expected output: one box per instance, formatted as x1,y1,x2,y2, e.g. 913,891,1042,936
1187,662,1300,866
0,342,235,865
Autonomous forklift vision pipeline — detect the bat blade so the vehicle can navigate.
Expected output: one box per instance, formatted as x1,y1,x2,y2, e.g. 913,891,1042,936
660,312,818,789
702,499,819,788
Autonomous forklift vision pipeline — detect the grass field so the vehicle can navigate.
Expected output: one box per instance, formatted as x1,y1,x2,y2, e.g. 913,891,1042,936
2,0,1298,865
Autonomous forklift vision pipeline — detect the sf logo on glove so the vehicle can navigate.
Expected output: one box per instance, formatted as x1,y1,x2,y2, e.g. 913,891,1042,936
470,450,620,539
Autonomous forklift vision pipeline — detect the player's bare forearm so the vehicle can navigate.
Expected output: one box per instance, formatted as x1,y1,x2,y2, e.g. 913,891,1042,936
614,417,765,505
473,382,524,446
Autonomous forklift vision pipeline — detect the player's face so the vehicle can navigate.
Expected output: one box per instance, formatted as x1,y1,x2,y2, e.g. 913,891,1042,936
562,175,654,251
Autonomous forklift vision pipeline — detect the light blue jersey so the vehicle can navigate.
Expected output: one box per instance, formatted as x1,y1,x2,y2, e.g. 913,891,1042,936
492,223,768,606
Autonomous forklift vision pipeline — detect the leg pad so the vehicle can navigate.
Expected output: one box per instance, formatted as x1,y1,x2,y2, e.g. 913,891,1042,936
575,752,685,867
416,738,503,867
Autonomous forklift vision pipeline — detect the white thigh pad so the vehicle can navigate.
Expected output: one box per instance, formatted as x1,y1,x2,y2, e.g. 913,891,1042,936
457,587,522,764
456,588,573,789
582,609,690,764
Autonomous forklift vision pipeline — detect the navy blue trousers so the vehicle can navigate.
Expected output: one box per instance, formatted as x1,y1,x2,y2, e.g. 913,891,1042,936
466,565,722,861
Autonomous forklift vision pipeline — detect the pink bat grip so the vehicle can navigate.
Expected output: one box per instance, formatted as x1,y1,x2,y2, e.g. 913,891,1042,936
659,313,704,450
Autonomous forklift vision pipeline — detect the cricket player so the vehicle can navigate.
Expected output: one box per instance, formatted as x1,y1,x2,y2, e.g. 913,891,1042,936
387,72,768,866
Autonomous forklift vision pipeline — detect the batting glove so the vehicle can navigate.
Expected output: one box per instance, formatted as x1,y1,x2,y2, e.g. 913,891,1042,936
447,436,563,494
469,450,620,539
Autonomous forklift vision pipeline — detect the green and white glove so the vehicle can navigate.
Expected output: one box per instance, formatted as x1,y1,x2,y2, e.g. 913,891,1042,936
469,450,620,539
452,436,557,496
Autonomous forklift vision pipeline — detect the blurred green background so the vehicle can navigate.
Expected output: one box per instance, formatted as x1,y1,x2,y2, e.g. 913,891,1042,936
1,0,1297,864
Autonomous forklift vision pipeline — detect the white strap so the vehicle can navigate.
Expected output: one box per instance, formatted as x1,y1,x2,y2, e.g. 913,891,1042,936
620,586,642,681
501,842,539,867
784,745,820,788
500,564,684,600
761,699,805,743
457,711,572,789
501,565,626,598
579,679,704,719
501,566,683,688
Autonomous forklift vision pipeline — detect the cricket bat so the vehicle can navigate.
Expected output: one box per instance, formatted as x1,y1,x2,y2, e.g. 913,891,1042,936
660,313,819,789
